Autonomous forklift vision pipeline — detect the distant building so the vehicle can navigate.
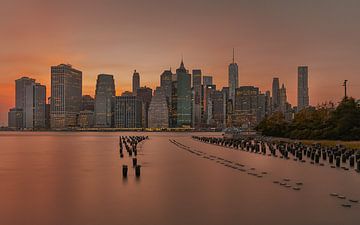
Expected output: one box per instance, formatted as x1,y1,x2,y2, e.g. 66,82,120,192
33,83,46,128
50,64,82,129
228,50,239,104
148,87,169,128
15,77,35,128
121,91,133,96
203,76,213,86
160,69,173,109
175,59,192,127
204,84,216,125
114,96,142,128
210,90,226,128
8,108,23,129
192,69,202,128
272,77,280,111
233,86,266,128
94,74,115,128
81,95,95,111
298,66,309,111
78,110,94,128
132,70,140,96
137,86,152,128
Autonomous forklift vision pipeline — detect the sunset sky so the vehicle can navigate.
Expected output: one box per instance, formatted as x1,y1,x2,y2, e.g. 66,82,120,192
1,0,360,125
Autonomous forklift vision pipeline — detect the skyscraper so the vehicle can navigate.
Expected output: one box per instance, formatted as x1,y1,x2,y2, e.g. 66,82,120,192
160,69,173,107
228,49,239,105
148,87,169,128
94,74,115,128
15,77,35,128
175,59,192,127
298,66,309,111
279,84,287,113
114,96,142,128
192,69,202,128
136,86,152,128
132,70,140,96
50,64,82,129
33,83,46,128
272,77,280,111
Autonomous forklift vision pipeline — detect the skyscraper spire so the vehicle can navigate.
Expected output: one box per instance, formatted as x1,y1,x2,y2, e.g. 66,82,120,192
232,48,235,63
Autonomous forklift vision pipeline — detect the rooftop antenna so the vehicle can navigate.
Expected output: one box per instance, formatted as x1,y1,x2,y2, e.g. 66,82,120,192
232,48,235,63
343,80,348,98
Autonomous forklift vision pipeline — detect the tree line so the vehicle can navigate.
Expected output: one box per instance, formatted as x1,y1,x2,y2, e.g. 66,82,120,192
256,97,360,141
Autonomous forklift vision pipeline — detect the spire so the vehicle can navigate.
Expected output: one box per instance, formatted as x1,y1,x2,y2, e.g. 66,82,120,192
180,55,185,69
232,48,235,63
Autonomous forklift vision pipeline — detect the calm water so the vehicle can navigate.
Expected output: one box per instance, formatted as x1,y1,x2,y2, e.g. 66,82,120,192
0,132,359,225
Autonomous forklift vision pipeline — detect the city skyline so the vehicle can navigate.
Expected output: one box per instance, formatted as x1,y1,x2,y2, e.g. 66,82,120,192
1,0,360,125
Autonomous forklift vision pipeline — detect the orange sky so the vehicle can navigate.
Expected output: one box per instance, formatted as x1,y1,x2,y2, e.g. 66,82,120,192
1,0,360,126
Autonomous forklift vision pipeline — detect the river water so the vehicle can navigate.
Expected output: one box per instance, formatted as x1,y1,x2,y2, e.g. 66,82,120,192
0,132,359,225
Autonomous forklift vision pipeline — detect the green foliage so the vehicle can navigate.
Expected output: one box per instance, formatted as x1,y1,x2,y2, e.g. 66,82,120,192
256,97,360,141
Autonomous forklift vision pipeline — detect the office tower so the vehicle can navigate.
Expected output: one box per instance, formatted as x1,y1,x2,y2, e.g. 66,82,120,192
279,84,287,113
148,87,169,128
233,86,266,127
81,95,95,111
114,96,142,128
132,70,140,96
203,76,213,86
272,77,280,111
204,84,216,124
228,49,239,105
210,90,226,128
160,69,173,108
136,86,152,128
221,87,230,126
50,64,82,129
175,59,192,127
298,66,309,111
15,77,35,128
45,103,50,129
94,74,115,128
33,83,46,128
192,69,202,128
8,108,23,129
78,110,94,128
265,90,272,116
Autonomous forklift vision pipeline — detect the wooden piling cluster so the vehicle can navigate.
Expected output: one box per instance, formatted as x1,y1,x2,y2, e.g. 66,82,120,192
119,135,148,179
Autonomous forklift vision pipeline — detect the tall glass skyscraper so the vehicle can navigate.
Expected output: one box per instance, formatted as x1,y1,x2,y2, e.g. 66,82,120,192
175,59,192,127
94,74,115,128
192,69,202,128
272,77,280,111
228,49,238,105
15,77,35,128
298,66,309,111
114,96,142,128
50,64,82,129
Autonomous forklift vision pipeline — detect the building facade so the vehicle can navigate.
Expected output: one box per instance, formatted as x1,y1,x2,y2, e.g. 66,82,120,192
298,66,309,111
228,51,239,106
94,74,115,128
132,70,140,96
114,96,142,128
8,108,23,129
148,87,169,128
50,64,82,129
192,69,202,128
175,60,192,127
136,86,153,128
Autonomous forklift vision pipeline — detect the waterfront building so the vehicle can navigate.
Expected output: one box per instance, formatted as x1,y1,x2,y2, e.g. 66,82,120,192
136,86,152,127
272,77,280,111
148,87,169,128
50,64,82,129
8,108,23,129
33,83,46,128
78,110,94,128
15,77,35,128
94,74,115,128
114,96,142,128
